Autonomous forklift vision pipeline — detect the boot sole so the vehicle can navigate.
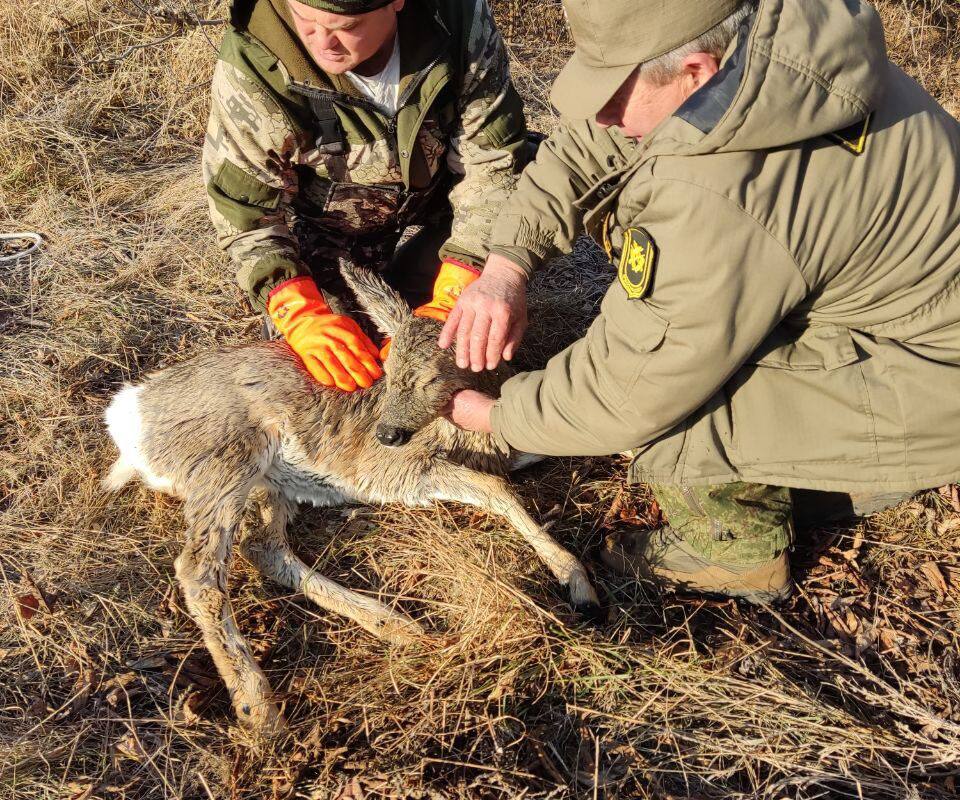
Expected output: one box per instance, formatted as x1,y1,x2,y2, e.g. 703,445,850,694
602,539,793,606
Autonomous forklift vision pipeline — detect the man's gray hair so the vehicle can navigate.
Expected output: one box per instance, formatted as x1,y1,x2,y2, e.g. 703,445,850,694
640,2,755,85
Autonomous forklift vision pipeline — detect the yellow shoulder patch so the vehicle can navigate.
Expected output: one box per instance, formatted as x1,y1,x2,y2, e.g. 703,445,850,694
827,113,871,155
618,227,656,300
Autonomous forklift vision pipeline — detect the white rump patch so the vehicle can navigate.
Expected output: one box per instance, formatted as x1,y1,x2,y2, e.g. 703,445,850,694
103,384,173,492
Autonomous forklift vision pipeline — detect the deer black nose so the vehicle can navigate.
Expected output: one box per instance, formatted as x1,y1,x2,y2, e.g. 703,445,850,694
376,424,412,447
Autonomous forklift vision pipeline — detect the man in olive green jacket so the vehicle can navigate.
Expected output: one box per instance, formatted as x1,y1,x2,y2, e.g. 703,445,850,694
447,0,960,602
202,0,529,391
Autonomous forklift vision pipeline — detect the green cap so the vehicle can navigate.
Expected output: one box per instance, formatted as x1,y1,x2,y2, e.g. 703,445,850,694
289,0,394,12
551,0,742,119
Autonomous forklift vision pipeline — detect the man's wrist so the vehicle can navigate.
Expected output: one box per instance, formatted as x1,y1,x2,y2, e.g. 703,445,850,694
483,252,530,283
486,245,541,278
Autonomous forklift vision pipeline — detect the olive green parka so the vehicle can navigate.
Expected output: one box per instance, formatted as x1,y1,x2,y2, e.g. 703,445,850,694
488,0,960,493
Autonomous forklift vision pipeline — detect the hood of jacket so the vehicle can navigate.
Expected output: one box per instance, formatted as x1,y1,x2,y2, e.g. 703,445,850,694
647,0,889,158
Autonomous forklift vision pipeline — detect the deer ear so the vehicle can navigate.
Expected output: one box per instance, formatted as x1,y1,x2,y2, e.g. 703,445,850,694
338,258,411,336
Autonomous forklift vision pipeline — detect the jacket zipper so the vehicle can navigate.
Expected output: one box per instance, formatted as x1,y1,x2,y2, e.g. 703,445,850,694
680,485,705,515
388,51,446,138
680,485,729,541
295,50,446,142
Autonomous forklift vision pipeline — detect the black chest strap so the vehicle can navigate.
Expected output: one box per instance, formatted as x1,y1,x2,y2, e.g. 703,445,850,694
290,84,348,155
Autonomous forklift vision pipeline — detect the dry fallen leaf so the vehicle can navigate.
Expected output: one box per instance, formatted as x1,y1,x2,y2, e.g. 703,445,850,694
938,484,960,513
15,593,40,621
103,671,140,708
854,622,878,657
178,689,211,726
936,515,960,537
64,779,96,800
919,561,950,598
114,730,149,763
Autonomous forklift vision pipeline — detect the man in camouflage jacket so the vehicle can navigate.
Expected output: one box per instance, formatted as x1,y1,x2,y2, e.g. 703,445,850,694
202,0,529,391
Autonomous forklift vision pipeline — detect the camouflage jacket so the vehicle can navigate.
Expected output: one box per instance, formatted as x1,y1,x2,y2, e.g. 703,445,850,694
202,0,528,310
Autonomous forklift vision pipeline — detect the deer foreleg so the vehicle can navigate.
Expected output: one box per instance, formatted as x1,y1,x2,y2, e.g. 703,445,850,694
239,491,424,645
430,467,600,613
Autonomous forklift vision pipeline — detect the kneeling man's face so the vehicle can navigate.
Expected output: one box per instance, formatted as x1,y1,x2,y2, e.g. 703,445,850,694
287,0,404,75
596,53,720,139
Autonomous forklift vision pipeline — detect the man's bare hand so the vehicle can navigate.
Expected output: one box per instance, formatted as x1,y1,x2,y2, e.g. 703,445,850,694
438,253,528,372
445,389,496,433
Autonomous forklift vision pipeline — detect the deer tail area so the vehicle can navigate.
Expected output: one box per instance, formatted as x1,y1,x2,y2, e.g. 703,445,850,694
101,383,157,492
102,456,136,491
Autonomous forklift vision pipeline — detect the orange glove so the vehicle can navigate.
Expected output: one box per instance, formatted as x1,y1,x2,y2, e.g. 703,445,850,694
412,260,481,323
268,277,383,391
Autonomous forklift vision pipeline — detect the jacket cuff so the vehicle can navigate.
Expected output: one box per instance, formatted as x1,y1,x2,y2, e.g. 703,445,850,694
489,369,542,453
486,245,540,277
243,256,310,313
489,213,557,262
488,400,514,455
438,242,485,273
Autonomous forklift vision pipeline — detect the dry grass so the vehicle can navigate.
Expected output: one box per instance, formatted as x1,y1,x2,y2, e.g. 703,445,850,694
2,1,960,798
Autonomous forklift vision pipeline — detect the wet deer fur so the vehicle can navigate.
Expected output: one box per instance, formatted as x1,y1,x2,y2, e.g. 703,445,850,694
102,262,599,734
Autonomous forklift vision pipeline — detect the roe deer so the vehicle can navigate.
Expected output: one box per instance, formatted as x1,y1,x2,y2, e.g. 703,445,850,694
102,262,600,734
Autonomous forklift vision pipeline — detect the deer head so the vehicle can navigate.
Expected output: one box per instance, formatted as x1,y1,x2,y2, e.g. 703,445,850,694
340,261,507,447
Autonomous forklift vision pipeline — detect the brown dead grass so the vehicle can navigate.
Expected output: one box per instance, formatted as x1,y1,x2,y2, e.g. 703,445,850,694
1,1,960,798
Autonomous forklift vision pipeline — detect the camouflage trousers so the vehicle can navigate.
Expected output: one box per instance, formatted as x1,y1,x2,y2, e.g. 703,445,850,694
651,482,794,566
650,482,916,567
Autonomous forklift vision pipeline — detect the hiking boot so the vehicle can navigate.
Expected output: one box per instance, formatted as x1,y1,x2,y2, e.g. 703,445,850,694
601,525,794,604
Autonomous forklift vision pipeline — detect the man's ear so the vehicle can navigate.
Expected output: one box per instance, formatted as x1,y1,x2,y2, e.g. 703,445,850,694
678,52,720,101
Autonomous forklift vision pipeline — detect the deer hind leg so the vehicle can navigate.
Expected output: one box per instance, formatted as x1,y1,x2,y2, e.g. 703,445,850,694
430,466,601,615
175,487,283,735
239,488,424,645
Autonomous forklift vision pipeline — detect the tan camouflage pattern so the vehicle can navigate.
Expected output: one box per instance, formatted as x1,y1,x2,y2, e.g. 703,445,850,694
203,58,306,299
202,0,526,310
444,0,522,258
651,482,794,566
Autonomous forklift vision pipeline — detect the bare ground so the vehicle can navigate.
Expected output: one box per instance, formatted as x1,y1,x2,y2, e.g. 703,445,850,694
2,2,960,798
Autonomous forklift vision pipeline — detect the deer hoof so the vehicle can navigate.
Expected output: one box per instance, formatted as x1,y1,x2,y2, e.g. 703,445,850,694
237,699,287,738
357,610,426,645
566,567,601,609
377,614,427,646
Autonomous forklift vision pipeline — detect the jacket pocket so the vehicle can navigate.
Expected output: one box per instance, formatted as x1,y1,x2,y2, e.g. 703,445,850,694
414,117,449,180
320,181,403,235
213,160,281,209
590,295,669,402
726,324,879,466
208,160,282,231
749,324,859,370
